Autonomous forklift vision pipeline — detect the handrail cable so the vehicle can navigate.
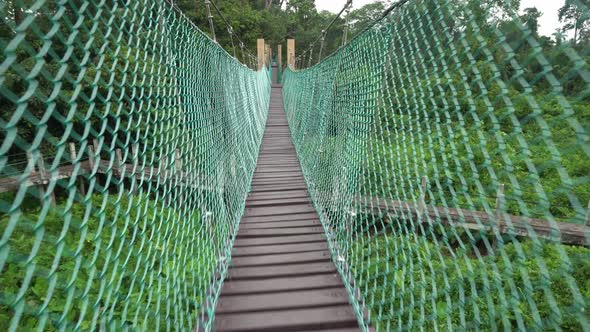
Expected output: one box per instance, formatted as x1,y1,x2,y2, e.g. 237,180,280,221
209,0,258,63
294,0,352,68
296,0,414,69
162,0,257,68
204,0,217,42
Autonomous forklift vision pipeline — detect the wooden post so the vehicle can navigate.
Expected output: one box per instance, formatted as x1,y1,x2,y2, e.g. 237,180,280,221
488,183,506,253
277,44,282,70
131,144,139,195
495,184,505,230
586,199,590,226
93,140,101,171
175,149,182,172
287,39,295,69
267,44,272,66
87,144,99,190
69,143,86,195
87,145,95,170
417,176,427,219
115,148,123,176
93,139,99,152
176,149,184,203
92,139,100,172
27,152,43,204
160,157,167,179
26,151,36,175
37,152,55,206
257,38,265,70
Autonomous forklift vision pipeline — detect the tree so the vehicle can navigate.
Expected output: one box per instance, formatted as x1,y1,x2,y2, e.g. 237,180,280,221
558,0,590,45
553,29,566,45
520,7,542,36
286,0,316,20
346,1,387,36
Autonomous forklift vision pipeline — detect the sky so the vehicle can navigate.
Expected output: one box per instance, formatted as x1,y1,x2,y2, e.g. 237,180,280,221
315,0,568,37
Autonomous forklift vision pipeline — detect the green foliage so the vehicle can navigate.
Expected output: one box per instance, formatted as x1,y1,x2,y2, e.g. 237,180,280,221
350,233,590,331
347,1,387,36
0,193,212,331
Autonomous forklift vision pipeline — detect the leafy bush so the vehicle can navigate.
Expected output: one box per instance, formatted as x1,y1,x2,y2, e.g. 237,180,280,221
0,193,212,331
351,233,590,331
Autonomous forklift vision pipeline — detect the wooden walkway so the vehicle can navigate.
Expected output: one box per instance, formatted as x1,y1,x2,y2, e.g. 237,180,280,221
214,86,361,332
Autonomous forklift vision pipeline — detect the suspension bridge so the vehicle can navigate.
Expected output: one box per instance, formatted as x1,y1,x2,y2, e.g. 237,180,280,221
0,0,589,331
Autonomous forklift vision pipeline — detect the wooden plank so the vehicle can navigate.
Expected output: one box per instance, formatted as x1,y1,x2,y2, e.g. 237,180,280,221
246,197,312,207
256,156,298,160
239,219,321,229
250,184,309,192
255,158,299,161
255,161,299,165
233,234,326,247
259,150,296,153
244,204,315,217
254,166,301,170
254,163,301,167
214,85,362,331
237,226,324,237
253,170,302,176
220,273,343,295
215,305,358,332
255,164,300,168
297,329,363,332
216,288,350,314
252,172,303,179
254,167,302,173
227,261,336,280
242,212,319,223
247,189,309,200
231,242,329,256
356,196,590,246
250,178,306,185
231,251,331,267
250,181,307,188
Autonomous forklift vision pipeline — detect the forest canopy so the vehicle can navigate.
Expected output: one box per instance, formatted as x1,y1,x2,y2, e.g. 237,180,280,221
170,0,589,66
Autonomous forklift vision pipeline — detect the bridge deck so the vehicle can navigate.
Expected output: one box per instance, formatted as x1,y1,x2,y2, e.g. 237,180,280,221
214,86,360,332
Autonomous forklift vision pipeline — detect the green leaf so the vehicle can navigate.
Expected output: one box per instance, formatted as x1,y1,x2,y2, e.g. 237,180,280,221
436,301,448,319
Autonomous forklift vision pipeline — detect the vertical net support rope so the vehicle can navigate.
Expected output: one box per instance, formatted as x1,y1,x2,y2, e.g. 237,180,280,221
283,0,589,330
0,0,270,330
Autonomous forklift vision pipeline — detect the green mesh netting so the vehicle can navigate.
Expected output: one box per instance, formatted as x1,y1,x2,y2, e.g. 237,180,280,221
0,0,270,330
283,0,590,330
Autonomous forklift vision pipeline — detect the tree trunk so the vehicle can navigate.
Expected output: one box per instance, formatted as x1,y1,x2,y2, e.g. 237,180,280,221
573,18,578,46
13,1,23,26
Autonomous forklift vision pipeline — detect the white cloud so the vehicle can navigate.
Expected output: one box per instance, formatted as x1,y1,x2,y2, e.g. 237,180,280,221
315,0,380,13
520,0,566,37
